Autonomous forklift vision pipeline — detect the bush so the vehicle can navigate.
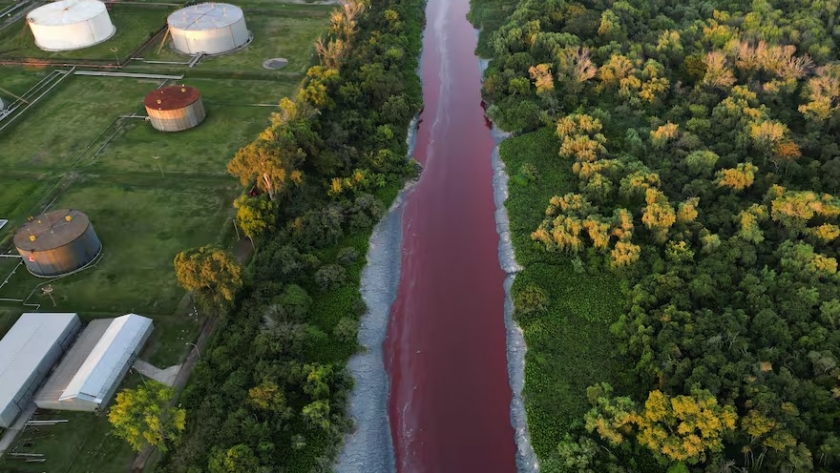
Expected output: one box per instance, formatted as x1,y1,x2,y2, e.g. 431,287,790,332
514,284,549,316
518,162,539,183
337,247,360,266
314,264,347,291
333,317,358,342
272,284,313,321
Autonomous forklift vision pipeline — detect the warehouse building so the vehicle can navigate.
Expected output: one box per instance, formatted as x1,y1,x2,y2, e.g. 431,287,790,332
0,313,81,428
35,314,153,412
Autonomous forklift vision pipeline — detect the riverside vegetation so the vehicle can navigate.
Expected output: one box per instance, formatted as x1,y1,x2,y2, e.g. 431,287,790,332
142,0,425,470
471,0,840,472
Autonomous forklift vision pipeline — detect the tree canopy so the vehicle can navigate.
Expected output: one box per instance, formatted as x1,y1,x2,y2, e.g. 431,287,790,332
108,382,186,452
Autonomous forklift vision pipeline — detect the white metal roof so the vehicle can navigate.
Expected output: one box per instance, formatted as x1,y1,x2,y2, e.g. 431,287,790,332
168,3,244,31
59,314,152,404
0,313,78,408
27,0,108,26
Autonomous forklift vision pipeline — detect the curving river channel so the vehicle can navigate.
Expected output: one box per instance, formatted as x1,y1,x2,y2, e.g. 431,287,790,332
383,0,518,470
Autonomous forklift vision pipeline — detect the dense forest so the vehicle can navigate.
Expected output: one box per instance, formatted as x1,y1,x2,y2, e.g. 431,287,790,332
154,0,424,471
471,0,840,472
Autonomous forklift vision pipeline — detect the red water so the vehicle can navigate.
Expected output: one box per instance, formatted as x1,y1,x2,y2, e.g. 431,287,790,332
383,0,517,471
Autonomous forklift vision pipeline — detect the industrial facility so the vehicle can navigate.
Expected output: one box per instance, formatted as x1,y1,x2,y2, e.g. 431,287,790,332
13,209,102,278
35,314,154,412
0,313,81,428
167,2,250,55
144,85,207,132
26,0,116,52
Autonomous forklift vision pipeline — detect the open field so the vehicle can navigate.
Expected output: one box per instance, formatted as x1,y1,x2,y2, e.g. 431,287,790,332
88,77,298,175
499,127,633,457
139,4,331,75
0,179,237,314
0,67,53,96
0,76,154,170
0,5,171,61
0,307,21,338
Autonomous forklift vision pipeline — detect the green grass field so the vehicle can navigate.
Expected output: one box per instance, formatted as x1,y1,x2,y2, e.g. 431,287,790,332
0,5,171,61
0,307,21,338
0,179,237,314
0,76,154,170
88,78,298,175
500,127,633,457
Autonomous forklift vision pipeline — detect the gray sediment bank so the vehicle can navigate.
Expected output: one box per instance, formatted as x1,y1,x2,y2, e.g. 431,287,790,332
334,118,419,473
481,55,540,473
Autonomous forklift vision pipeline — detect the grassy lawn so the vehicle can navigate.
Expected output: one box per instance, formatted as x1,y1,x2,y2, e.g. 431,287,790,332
0,5,172,61
0,306,21,338
0,76,155,170
87,78,298,175
142,5,330,76
500,127,632,457
142,311,202,367
0,66,55,97
0,179,237,315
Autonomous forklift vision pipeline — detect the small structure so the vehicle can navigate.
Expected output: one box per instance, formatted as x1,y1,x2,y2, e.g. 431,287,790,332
27,0,116,52
167,3,250,55
0,313,81,428
14,209,102,278
35,314,154,412
143,85,206,132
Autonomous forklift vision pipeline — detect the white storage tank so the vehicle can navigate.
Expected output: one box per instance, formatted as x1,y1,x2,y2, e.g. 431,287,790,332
27,0,116,52
167,2,250,55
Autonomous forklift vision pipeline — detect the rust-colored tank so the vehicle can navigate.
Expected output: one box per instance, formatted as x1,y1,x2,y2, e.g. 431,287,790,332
14,209,102,278
143,85,206,132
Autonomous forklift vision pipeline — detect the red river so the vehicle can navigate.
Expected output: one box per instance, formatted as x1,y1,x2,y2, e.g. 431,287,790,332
383,0,518,470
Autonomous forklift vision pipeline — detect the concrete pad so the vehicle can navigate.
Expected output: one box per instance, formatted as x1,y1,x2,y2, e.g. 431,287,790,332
132,360,181,387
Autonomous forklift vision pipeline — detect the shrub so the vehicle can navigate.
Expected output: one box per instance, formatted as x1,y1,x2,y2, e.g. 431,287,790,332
514,284,549,315
333,317,358,342
314,264,347,291
518,162,539,183
337,247,360,266
272,284,313,320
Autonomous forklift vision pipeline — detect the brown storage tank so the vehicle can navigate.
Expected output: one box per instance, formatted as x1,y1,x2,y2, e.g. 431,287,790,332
143,85,206,132
14,209,102,278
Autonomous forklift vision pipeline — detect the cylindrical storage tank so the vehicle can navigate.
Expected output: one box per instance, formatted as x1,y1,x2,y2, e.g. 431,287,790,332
14,209,102,278
27,0,116,52
167,3,250,55
143,85,206,132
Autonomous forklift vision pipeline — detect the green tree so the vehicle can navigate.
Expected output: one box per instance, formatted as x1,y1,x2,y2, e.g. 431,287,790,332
108,382,185,452
233,194,277,247
227,142,303,202
174,245,243,309
208,444,264,473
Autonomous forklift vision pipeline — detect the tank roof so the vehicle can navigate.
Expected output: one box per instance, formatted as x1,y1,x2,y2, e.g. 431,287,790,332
27,0,107,26
144,85,201,111
14,209,92,252
167,3,244,30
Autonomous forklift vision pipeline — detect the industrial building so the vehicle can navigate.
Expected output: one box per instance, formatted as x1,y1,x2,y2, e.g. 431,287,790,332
27,0,116,52
35,314,154,412
14,209,102,278
0,313,81,428
144,85,207,132
167,3,250,55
